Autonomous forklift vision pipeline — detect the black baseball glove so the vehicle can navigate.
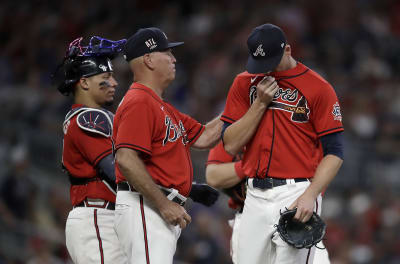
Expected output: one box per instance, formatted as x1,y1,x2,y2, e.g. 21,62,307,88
275,208,326,249
189,183,220,207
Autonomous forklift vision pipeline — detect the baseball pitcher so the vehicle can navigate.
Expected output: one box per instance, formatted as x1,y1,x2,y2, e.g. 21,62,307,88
221,24,344,264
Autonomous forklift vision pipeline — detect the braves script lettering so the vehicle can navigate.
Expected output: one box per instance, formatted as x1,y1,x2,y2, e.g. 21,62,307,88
163,116,188,146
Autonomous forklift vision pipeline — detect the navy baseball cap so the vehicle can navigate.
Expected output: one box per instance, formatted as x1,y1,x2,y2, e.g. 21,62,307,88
123,27,184,61
246,24,287,74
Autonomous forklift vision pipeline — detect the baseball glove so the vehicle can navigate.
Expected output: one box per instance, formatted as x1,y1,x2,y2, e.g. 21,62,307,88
189,183,219,207
275,208,326,249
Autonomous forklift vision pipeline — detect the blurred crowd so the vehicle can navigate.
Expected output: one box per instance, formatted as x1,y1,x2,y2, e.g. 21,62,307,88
1,0,400,263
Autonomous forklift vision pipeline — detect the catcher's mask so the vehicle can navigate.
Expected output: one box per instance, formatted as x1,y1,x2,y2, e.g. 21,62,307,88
52,36,126,96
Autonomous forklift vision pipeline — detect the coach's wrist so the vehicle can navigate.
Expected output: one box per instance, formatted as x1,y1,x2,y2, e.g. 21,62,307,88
152,190,171,209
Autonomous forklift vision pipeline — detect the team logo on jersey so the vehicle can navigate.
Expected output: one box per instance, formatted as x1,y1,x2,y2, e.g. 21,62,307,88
249,84,309,122
332,102,342,121
269,96,310,122
163,116,188,146
274,88,298,102
249,86,299,104
249,85,257,105
253,44,266,57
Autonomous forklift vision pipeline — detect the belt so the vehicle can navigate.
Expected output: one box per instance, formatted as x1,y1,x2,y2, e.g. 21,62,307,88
248,177,308,190
73,198,115,210
117,182,186,206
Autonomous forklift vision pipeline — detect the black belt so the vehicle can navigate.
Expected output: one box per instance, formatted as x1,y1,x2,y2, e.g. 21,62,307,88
74,199,115,210
250,177,308,190
117,182,186,206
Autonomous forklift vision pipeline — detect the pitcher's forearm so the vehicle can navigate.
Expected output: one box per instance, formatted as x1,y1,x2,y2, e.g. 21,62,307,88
223,99,267,155
306,154,343,197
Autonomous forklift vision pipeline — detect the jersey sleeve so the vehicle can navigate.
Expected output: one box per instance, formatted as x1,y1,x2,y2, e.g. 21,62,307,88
114,102,154,157
70,121,112,166
312,83,344,137
177,110,204,147
207,141,235,165
234,160,246,179
221,76,250,124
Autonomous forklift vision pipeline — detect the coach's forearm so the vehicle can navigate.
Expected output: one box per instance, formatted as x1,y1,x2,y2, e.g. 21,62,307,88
116,148,169,209
304,154,343,197
223,99,268,155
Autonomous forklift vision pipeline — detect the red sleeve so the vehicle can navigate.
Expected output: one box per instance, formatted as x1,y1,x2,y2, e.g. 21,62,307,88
71,122,112,165
234,160,246,179
221,75,250,124
311,83,344,137
206,141,235,165
177,110,204,147
115,102,154,156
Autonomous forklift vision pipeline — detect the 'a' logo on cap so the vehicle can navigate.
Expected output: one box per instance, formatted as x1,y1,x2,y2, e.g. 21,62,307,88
145,38,157,50
253,44,266,57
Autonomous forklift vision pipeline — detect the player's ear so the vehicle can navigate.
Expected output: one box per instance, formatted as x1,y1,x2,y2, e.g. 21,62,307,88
143,53,155,70
284,44,291,55
79,78,90,91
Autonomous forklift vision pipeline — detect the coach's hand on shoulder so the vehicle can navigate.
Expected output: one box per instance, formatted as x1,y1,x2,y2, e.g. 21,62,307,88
256,76,278,105
159,200,192,229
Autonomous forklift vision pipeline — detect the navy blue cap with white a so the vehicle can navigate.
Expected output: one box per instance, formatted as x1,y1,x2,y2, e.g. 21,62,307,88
123,27,184,61
246,24,287,74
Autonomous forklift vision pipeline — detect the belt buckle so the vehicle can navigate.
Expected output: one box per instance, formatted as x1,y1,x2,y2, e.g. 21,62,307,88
85,198,107,208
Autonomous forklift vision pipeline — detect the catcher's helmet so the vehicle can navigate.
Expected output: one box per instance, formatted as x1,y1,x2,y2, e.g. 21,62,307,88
53,36,126,96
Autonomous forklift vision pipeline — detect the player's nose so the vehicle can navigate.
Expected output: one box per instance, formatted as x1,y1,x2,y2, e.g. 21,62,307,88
109,76,118,87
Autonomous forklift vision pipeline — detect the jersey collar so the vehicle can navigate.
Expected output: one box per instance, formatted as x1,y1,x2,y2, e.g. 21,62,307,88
129,82,164,103
270,62,307,78
71,104,84,109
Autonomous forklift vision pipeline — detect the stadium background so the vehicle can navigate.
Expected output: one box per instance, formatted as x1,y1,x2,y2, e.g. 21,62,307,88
1,0,400,263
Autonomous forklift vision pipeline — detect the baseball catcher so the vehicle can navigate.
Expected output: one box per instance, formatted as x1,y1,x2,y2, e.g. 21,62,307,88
52,36,127,264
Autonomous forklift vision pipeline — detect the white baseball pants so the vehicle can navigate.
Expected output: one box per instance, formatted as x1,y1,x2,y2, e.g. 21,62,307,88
237,180,323,264
65,207,127,264
114,191,181,264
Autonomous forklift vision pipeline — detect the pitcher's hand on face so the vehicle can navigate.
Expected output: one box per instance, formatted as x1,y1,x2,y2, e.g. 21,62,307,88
159,200,191,229
256,76,278,105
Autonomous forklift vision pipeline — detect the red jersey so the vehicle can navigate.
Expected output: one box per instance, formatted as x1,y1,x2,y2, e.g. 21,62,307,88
221,62,344,179
62,104,116,206
113,83,205,196
207,141,237,165
207,142,245,178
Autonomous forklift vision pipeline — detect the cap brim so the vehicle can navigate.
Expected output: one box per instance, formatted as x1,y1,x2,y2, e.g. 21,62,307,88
167,41,184,49
246,53,283,74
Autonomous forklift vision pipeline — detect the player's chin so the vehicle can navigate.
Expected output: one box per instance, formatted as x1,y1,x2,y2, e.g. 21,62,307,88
103,96,114,106
169,72,176,81
104,99,114,107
